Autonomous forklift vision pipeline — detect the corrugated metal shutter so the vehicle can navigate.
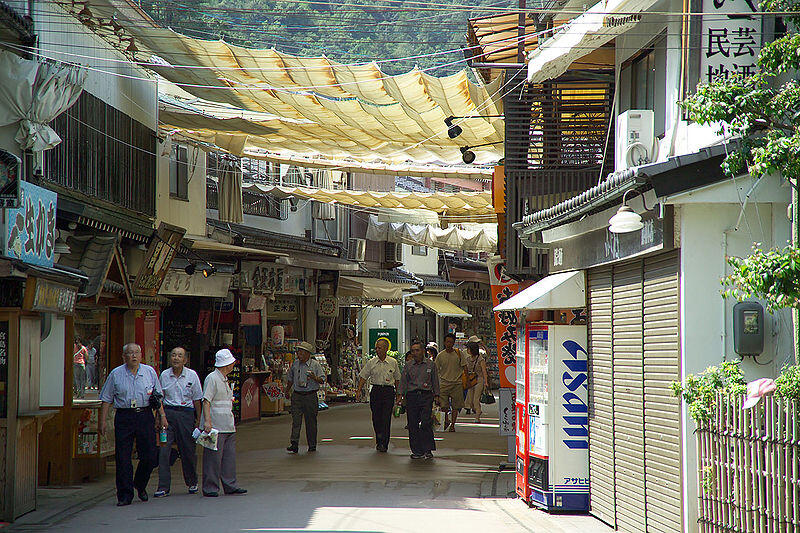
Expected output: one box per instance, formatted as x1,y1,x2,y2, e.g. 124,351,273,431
587,267,616,527
643,251,682,532
611,262,646,532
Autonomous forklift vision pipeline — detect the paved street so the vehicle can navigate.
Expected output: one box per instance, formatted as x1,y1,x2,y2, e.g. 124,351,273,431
20,403,610,532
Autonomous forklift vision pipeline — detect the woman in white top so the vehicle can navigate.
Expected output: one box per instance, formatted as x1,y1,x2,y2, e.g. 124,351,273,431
464,339,489,423
201,349,247,497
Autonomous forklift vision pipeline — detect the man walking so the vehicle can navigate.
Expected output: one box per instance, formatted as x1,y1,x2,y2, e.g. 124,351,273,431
202,348,247,497
397,340,439,460
154,346,203,497
99,343,166,506
435,333,466,432
356,338,400,452
285,341,325,454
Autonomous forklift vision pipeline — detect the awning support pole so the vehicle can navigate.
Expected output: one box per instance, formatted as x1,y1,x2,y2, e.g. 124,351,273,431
401,291,424,355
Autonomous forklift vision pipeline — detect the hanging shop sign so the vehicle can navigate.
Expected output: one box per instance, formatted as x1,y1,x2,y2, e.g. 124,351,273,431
368,328,398,354
488,255,520,389
0,150,20,208
452,282,492,303
242,262,316,296
3,180,56,267
498,388,516,436
159,270,232,298
318,296,338,318
22,276,78,314
267,295,300,318
700,0,761,84
132,222,186,297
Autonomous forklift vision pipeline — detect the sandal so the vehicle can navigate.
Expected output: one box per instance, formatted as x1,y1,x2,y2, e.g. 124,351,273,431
448,425,456,432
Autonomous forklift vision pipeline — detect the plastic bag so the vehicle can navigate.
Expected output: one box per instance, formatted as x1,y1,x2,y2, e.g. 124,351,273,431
193,428,219,451
431,406,447,432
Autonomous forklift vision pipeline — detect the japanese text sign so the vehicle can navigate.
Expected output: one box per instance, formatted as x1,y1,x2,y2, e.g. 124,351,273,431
488,255,520,389
700,0,761,84
3,180,56,267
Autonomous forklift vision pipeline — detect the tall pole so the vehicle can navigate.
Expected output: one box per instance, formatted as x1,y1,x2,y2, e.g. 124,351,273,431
793,184,799,364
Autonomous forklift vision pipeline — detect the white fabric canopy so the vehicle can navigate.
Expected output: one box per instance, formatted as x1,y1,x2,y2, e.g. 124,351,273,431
494,271,585,311
0,50,87,151
527,0,653,84
366,216,497,253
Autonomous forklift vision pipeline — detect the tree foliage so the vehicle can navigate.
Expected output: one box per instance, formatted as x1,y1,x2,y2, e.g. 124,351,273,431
722,246,800,311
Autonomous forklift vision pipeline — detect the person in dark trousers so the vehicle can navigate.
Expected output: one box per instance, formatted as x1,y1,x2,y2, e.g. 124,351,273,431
285,341,325,453
356,338,400,452
154,346,203,497
397,339,440,460
99,343,166,506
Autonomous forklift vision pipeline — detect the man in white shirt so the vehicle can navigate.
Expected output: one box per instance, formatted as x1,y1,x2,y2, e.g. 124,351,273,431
201,349,247,497
154,347,203,498
356,338,400,452
285,341,325,454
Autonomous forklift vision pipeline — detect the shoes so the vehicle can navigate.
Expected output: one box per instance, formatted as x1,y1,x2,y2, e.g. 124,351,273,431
307,446,317,452
203,491,219,497
376,445,387,452
286,443,299,454
137,488,149,502
410,453,424,459
153,489,169,498
424,452,434,459
226,488,247,495
448,425,456,432
188,485,199,494
116,500,132,507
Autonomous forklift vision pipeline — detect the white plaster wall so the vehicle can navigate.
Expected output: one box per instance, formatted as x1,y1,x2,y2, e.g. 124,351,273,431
39,315,65,407
678,198,791,531
401,244,438,275
155,141,207,236
34,2,157,128
359,305,402,354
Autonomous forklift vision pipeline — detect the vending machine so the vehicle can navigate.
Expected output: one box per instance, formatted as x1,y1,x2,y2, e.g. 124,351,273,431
515,323,589,511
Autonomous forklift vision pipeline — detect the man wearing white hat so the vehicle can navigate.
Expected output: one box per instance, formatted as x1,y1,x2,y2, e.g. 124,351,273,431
201,348,247,497
285,341,325,453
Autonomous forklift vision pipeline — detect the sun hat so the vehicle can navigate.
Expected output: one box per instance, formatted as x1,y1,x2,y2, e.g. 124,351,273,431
214,348,236,367
467,335,482,344
297,341,316,354
742,377,777,409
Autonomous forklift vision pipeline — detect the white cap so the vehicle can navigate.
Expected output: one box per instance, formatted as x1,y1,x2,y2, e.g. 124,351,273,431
214,348,236,367
467,335,482,344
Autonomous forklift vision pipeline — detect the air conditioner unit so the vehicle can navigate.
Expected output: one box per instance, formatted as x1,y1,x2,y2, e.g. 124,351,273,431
384,242,403,264
616,110,656,171
347,238,366,262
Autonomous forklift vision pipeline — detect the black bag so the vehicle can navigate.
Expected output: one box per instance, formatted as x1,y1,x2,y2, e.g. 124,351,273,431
480,389,495,404
149,390,163,410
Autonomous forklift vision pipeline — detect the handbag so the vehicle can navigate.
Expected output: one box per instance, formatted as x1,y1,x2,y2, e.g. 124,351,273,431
461,351,479,390
480,389,496,404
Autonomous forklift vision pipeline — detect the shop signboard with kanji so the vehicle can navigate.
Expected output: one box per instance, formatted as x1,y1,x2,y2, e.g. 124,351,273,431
488,255,520,389
242,262,316,296
3,180,56,267
700,0,761,84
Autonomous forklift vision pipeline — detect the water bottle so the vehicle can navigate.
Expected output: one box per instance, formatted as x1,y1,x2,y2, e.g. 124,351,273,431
159,428,167,444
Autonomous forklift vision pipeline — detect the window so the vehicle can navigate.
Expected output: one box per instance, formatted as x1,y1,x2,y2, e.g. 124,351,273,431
169,143,189,200
620,34,667,137
411,245,428,256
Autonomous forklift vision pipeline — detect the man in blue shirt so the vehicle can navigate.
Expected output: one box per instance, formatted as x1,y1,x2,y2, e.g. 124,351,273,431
99,343,166,506
285,341,325,454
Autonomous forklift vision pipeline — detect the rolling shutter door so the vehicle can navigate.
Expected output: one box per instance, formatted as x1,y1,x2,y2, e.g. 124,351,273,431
643,251,682,532
611,262,646,533
587,267,616,527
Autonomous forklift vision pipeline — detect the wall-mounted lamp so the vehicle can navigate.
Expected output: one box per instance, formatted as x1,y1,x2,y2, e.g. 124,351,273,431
444,116,463,139
608,190,645,234
457,140,503,164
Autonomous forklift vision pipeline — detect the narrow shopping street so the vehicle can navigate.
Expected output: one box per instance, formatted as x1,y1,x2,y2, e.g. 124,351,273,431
17,403,608,533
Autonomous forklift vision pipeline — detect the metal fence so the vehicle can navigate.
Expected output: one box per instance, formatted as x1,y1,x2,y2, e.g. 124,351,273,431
696,393,800,532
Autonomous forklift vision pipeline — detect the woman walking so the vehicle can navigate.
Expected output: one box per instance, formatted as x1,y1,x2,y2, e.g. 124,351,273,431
464,337,489,423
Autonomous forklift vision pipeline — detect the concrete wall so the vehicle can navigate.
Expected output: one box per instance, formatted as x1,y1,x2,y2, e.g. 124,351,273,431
39,315,66,407
156,140,207,236
675,175,791,531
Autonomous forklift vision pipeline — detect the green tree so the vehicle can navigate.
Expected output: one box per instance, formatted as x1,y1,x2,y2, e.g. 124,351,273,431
681,5,800,362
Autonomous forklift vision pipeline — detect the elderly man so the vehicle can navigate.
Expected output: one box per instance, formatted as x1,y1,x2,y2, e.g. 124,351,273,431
436,333,467,432
154,346,203,498
285,341,325,454
99,343,166,506
202,348,247,497
397,340,439,460
356,338,400,452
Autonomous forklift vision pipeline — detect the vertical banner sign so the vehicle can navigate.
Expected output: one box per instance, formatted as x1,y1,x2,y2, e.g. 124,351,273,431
0,320,7,418
700,0,761,84
133,222,186,297
488,255,520,389
3,180,56,267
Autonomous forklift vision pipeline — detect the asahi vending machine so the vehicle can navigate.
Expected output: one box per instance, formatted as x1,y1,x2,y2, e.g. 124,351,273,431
515,323,589,511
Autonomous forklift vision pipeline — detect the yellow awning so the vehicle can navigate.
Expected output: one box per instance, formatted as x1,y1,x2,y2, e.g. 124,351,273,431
412,295,472,317
68,0,505,165
338,276,416,301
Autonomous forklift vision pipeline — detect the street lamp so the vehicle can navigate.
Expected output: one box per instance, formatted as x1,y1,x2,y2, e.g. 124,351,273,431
608,190,644,233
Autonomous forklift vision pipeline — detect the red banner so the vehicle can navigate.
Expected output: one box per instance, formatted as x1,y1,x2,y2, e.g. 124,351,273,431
487,256,520,389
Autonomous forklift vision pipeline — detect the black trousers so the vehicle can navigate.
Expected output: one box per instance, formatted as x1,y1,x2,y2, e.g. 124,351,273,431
114,409,157,503
405,390,435,455
290,391,318,447
370,385,395,448
157,407,198,491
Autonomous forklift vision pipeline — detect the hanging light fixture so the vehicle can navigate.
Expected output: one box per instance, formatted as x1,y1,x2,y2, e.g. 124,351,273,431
608,190,644,233
460,146,476,164
201,265,217,278
444,116,463,139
